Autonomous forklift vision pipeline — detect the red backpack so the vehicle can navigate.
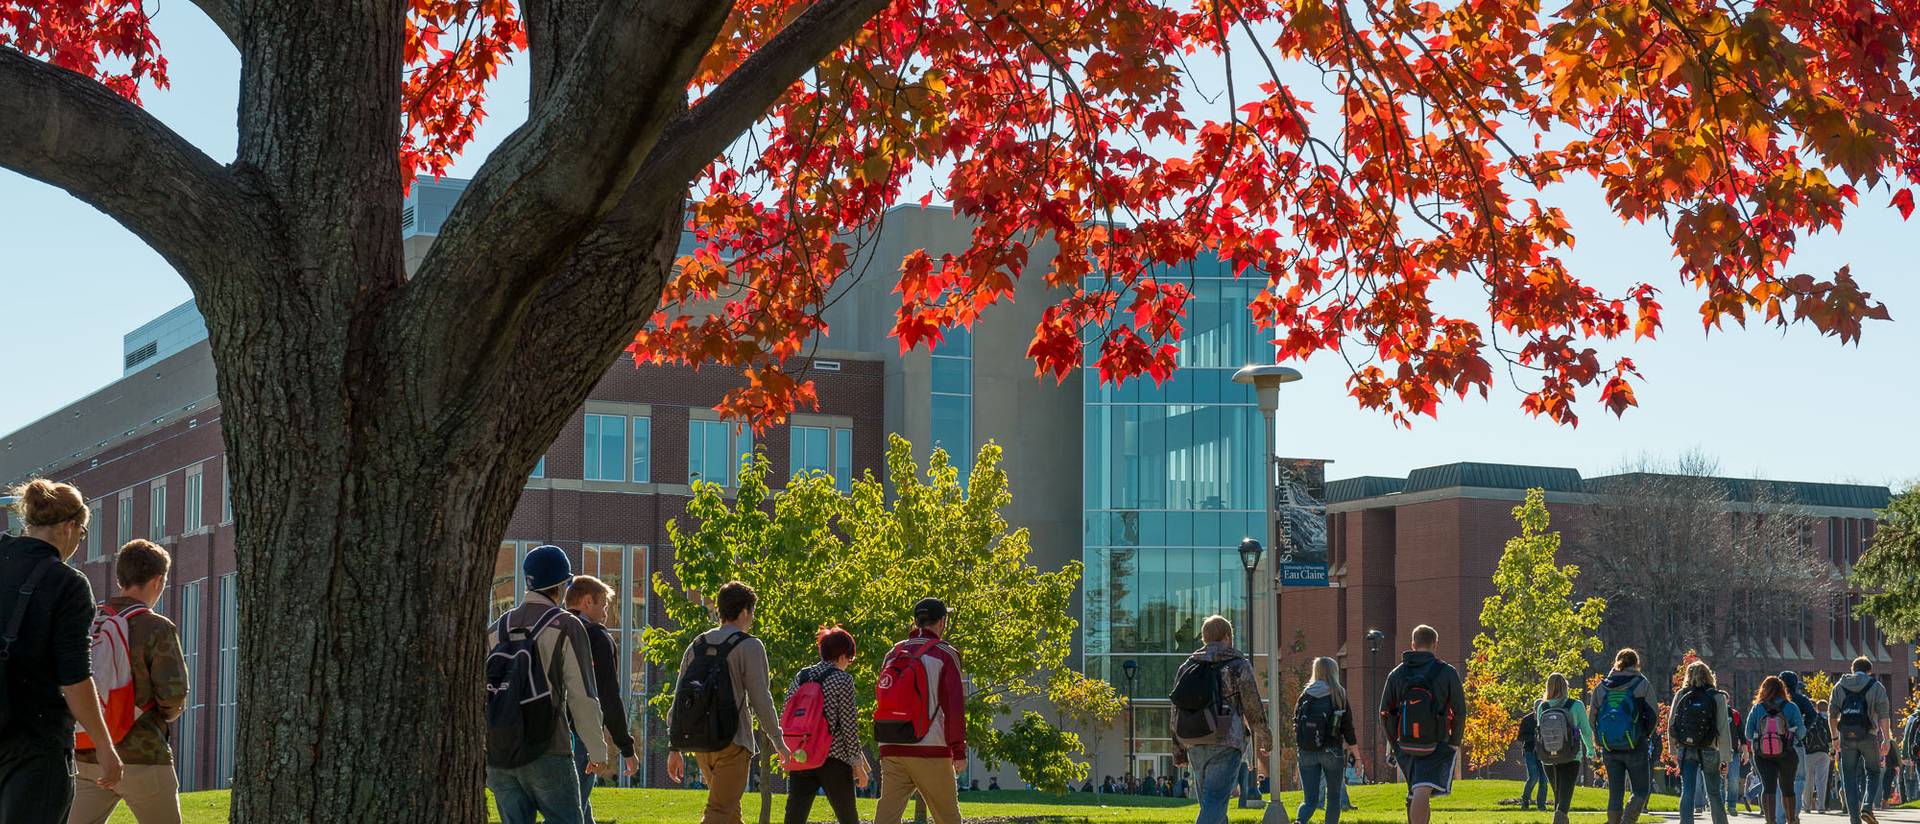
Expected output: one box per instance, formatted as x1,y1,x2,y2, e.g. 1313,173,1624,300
873,643,934,744
74,603,152,749
780,673,835,771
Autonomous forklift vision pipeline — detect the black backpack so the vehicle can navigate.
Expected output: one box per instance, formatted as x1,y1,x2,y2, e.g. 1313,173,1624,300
0,554,58,737
484,607,568,768
1836,683,1874,742
1804,711,1833,752
668,631,749,752
1169,657,1235,745
1295,692,1338,751
1671,687,1720,749
1394,661,1447,756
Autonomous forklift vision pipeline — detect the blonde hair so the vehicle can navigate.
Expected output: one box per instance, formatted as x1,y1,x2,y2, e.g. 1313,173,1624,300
565,575,613,605
1201,615,1233,644
1543,672,1569,702
1684,660,1715,690
6,478,88,528
1305,656,1348,708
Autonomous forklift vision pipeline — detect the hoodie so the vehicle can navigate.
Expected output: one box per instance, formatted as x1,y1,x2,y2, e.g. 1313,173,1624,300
1832,671,1893,739
1170,642,1272,765
1590,667,1660,743
1301,679,1359,748
1378,650,1466,749
1779,671,1820,741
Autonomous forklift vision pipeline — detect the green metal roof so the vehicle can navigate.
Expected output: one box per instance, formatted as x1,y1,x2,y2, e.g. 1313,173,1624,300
1325,476,1407,504
1404,462,1585,494
1327,462,1891,511
1585,473,1891,510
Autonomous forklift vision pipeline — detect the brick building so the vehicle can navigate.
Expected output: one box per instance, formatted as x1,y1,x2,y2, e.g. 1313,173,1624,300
1282,462,1904,780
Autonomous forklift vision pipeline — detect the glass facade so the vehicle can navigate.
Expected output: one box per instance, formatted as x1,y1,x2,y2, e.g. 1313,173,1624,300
930,327,974,481
1083,256,1268,701
688,420,752,487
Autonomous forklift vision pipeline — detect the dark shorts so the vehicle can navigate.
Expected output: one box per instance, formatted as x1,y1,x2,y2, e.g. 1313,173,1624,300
1398,744,1457,798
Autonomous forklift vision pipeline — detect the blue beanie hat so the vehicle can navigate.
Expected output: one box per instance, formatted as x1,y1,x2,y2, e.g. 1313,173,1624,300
523,545,573,592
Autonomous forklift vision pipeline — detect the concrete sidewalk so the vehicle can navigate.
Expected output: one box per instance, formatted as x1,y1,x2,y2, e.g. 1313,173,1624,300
1656,808,1920,824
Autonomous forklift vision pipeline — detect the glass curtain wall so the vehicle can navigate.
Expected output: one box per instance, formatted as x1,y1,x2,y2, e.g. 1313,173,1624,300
931,327,974,481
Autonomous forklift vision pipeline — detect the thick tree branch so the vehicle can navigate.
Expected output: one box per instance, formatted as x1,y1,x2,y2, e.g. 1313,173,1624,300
0,47,256,288
189,0,243,46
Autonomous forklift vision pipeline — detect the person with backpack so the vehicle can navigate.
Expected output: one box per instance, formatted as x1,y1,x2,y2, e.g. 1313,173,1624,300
779,625,868,824
872,597,966,824
484,545,612,824
1534,672,1595,824
1832,657,1892,824
561,575,637,824
1778,671,1820,812
1804,699,1833,812
1378,625,1464,824
1295,656,1356,824
1729,700,1754,816
67,540,188,824
0,480,122,824
665,581,787,824
1747,675,1808,824
1901,711,1920,804
1169,614,1271,824
1518,704,1548,811
1667,660,1733,824
1590,648,1660,824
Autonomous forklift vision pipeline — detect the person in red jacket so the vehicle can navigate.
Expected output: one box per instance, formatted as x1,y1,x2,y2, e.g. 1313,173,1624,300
873,598,967,824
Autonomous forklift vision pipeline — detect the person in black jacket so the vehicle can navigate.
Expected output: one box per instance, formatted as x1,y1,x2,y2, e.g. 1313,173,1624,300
1378,625,1465,824
0,479,122,824
564,575,637,822
1296,656,1357,824
1519,709,1547,810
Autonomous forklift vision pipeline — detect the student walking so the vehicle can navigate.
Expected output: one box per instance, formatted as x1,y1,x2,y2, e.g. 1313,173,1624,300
562,575,637,823
484,546,611,824
1534,673,1595,824
872,598,966,824
666,581,788,824
1747,675,1807,824
1379,625,1464,824
780,625,870,824
1729,702,1753,815
1169,614,1271,824
1518,705,1548,811
0,480,122,824
1832,656,1892,824
1668,660,1734,824
1295,656,1356,824
1591,648,1660,824
1779,671,1820,812
1803,699,1834,812
68,540,189,824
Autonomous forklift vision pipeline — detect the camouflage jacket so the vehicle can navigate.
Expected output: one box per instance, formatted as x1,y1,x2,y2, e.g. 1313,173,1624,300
76,596,189,765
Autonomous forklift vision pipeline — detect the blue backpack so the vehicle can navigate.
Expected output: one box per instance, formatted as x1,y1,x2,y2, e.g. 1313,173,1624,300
484,607,567,768
1595,674,1646,752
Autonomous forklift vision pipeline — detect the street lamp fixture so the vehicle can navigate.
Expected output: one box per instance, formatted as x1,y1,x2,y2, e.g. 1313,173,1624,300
1232,364,1302,824
1365,628,1388,783
1121,659,1139,782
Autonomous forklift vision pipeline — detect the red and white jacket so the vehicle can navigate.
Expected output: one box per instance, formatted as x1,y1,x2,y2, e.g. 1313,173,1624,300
878,628,967,760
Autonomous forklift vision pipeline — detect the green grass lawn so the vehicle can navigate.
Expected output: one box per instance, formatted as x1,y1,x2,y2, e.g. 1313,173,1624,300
112,779,1680,823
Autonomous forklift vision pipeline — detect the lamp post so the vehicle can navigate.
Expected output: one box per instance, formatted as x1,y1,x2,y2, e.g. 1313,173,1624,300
1233,363,1303,824
1123,658,1139,782
1365,628,1388,783
1237,538,1265,808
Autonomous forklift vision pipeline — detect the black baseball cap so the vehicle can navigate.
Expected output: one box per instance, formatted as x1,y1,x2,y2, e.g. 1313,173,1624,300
913,597,949,624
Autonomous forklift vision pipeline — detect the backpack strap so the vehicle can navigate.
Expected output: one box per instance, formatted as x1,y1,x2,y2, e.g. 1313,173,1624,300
710,629,750,658
0,556,58,662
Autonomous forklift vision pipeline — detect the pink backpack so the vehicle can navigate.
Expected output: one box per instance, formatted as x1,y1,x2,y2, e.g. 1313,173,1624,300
1757,706,1792,759
780,676,835,771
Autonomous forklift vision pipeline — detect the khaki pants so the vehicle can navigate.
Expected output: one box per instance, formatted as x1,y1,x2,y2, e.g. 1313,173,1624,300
694,744,753,824
875,756,960,824
68,762,183,824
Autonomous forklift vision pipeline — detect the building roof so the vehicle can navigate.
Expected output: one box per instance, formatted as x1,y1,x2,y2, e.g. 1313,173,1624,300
1404,462,1584,495
0,341,219,483
1324,475,1407,503
1584,472,1892,510
1328,460,1893,513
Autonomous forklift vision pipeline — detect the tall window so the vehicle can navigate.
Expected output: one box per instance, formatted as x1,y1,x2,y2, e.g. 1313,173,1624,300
688,420,752,487
490,541,519,622
630,416,652,484
185,466,204,533
530,456,546,479
176,580,203,791
790,425,856,492
221,461,232,524
930,327,974,482
86,500,102,561
216,573,239,788
583,414,628,482
149,481,167,540
118,493,134,547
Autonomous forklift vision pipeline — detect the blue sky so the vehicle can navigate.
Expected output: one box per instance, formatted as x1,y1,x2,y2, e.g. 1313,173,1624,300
2,10,1914,489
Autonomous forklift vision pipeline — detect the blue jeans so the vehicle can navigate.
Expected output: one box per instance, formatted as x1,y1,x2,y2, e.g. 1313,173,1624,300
1296,749,1344,824
1678,748,1728,824
487,753,584,824
1727,756,1746,808
1602,748,1651,824
1523,751,1549,808
571,734,597,823
1839,741,1880,824
1188,745,1245,824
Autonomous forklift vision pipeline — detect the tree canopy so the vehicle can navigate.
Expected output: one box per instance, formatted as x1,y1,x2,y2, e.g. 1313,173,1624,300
1469,487,1607,717
643,435,1102,792
1853,486,1920,642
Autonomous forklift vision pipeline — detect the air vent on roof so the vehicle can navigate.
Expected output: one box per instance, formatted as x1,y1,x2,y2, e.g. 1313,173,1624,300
401,204,416,232
124,341,159,370
814,360,842,372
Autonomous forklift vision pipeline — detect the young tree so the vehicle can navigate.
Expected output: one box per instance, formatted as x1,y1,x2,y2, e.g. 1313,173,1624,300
1470,488,1608,718
643,434,1096,807
1461,650,1521,774
1853,487,1920,642
3,0,1909,819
